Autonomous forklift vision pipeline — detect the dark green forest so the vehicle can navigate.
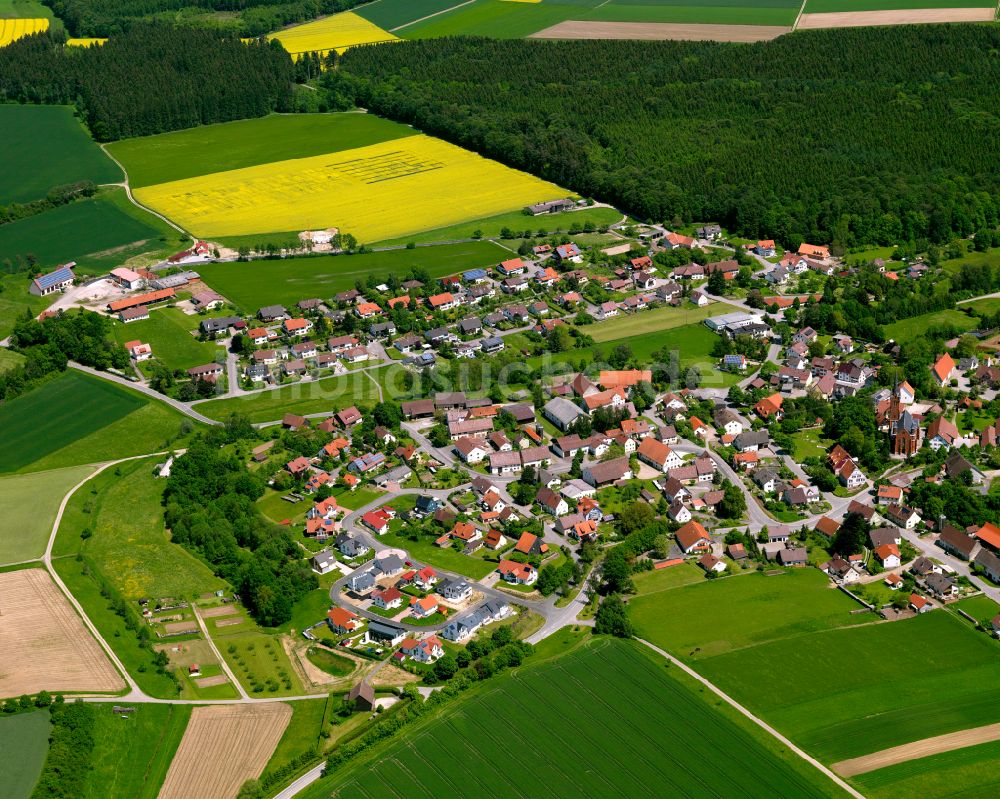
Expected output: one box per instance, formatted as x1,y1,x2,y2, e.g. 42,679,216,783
0,26,293,140
44,0,367,37
328,28,1000,249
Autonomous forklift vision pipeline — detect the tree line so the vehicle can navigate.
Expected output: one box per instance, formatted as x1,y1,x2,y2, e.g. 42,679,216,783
44,0,369,37
0,25,294,141
328,27,1000,249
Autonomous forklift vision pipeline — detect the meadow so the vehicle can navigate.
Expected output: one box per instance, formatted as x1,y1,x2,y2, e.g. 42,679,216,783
854,738,1000,799
196,241,505,310
804,0,994,10
112,307,224,371
628,568,866,659
358,0,468,29
196,366,392,423
261,698,329,783
73,458,225,599
216,630,307,696
0,370,187,474
588,301,721,342
883,308,978,341
0,105,121,204
697,612,1000,763
379,527,497,579
108,113,416,189
267,12,397,56
0,347,26,371
0,464,96,564
82,704,192,799
0,273,51,341
0,710,50,799
405,0,600,38
371,205,623,247
585,0,799,26
0,188,177,272
134,134,566,241
305,637,848,798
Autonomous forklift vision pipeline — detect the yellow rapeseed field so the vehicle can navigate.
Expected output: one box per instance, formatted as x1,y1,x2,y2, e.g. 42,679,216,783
268,12,397,56
0,18,49,47
134,134,568,242
66,37,107,46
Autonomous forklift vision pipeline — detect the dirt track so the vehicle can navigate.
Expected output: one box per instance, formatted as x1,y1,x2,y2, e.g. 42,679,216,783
158,704,292,799
530,20,790,42
0,569,123,696
833,721,1000,776
797,8,996,29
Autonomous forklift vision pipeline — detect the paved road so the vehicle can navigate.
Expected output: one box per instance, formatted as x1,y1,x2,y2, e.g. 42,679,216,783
900,528,1000,604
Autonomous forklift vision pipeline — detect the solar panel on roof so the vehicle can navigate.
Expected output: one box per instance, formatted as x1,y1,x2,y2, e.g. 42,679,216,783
34,266,74,290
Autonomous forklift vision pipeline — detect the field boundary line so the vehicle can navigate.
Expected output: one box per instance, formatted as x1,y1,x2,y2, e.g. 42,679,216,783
98,143,193,243
635,637,867,799
831,720,1000,777
792,0,808,30
390,0,476,31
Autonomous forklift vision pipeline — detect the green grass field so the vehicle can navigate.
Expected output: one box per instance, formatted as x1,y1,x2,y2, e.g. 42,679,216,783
953,593,1000,624
789,428,831,461
804,0,993,11
405,0,600,38
698,612,1000,763
74,458,224,599
0,464,95,564
854,738,1000,799
0,710,50,799
304,637,847,798
371,205,623,247
0,273,52,341
378,528,497,579
197,241,506,312
0,371,188,474
112,307,223,371
53,556,180,697
0,347,26,371
108,113,416,189
306,646,355,676
357,0,469,29
82,704,191,799
197,365,390,423
1,105,121,204
589,302,723,342
0,188,180,273
883,308,977,341
216,630,307,696
262,698,329,783
629,568,866,659
587,2,798,25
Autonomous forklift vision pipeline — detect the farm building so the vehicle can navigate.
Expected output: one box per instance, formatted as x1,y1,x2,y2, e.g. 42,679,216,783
30,264,74,296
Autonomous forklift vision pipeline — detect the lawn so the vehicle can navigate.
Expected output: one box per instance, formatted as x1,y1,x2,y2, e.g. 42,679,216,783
0,105,121,204
216,630,308,696
196,366,390,423
378,528,497,579
953,593,1000,625
631,560,706,593
0,187,179,273
371,205,623,247
111,307,224,371
107,113,416,189
0,370,189,474
52,556,179,698
197,241,507,312
303,637,848,798
698,612,1000,762
628,567,866,659
0,464,95,564
73,458,225,600
789,427,831,461
262,698,329,784
588,302,724,343
854,738,1000,799
306,646,356,676
0,273,52,341
0,710,50,799
270,585,335,635
883,308,977,341
82,703,191,799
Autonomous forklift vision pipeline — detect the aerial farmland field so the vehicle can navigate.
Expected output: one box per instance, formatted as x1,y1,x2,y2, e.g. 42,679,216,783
0,567,123,696
356,0,471,30
196,241,507,310
267,11,397,56
0,710,50,799
0,105,122,205
0,188,178,273
109,114,416,189
582,0,800,26
158,704,292,799
854,738,1000,799
0,15,46,45
133,133,567,241
803,0,994,11
303,637,848,798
